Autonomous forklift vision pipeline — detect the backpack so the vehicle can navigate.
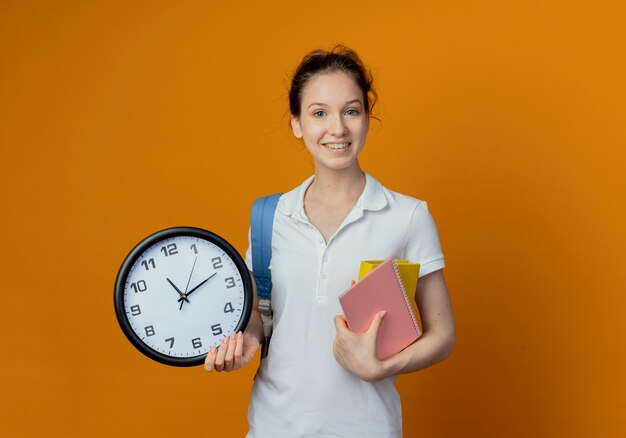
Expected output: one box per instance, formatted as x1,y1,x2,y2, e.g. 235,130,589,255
250,193,282,358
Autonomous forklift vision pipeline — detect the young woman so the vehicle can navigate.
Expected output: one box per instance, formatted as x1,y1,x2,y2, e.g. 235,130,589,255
205,46,456,437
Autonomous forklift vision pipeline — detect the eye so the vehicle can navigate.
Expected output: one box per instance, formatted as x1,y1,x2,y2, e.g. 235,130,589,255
313,110,326,118
345,108,360,116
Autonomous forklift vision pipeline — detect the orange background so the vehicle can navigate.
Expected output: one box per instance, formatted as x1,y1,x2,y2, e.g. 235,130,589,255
2,1,625,436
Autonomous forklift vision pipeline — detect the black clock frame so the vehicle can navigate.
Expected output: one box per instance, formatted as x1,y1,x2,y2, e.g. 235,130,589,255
114,226,253,367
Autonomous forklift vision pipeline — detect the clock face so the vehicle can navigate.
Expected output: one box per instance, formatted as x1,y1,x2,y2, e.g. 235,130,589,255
114,227,252,367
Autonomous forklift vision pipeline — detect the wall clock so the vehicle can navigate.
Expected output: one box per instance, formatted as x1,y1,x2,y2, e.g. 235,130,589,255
114,227,252,366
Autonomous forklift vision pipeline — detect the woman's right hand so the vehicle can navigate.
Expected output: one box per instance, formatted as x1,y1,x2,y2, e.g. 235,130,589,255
204,330,260,372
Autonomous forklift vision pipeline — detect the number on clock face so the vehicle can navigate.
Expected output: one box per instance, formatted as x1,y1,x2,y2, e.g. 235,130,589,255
122,236,246,359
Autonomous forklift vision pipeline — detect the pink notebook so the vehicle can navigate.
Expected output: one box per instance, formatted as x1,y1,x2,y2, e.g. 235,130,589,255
338,258,421,360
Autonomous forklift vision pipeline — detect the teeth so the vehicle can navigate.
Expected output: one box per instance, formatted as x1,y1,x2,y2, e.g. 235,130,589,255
325,143,349,149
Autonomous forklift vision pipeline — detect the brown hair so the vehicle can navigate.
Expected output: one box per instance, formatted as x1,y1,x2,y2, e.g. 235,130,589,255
289,45,377,117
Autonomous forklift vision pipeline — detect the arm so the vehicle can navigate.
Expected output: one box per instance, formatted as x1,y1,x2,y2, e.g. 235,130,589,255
333,269,455,381
204,271,263,372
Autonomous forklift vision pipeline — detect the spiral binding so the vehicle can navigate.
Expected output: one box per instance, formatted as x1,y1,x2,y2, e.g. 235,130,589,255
391,259,421,336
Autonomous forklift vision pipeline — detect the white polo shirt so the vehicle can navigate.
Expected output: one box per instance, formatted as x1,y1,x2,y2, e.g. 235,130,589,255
245,173,445,438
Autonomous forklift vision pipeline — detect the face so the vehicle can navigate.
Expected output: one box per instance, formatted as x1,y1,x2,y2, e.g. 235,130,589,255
291,71,369,172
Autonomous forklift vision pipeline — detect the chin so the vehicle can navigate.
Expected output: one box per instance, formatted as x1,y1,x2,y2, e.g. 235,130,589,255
317,157,360,172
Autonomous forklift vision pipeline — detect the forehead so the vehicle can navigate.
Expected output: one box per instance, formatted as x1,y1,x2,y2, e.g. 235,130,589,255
301,72,364,106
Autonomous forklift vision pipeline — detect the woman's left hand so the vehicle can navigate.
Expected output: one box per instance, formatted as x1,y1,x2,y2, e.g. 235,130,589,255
332,311,388,382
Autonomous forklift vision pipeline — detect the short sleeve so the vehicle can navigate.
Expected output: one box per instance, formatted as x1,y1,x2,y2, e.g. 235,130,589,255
403,201,445,277
244,226,253,272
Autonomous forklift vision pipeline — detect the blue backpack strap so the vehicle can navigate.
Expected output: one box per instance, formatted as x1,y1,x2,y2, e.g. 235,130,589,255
250,193,281,358
251,193,281,298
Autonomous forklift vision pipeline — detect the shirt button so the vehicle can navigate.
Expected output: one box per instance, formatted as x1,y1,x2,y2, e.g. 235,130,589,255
318,238,324,244
321,273,327,280
322,256,328,263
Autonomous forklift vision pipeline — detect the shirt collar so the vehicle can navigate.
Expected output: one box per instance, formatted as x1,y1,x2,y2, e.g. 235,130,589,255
278,172,388,220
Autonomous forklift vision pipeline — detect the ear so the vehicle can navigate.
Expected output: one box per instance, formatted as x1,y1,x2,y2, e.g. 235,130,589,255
291,116,303,139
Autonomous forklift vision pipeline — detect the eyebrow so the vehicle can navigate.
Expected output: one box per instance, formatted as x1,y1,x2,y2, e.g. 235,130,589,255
307,99,363,109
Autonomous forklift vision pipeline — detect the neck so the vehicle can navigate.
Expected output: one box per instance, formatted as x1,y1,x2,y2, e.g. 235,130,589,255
308,163,366,202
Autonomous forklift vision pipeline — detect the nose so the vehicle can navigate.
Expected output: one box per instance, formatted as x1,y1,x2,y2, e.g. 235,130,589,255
329,114,348,136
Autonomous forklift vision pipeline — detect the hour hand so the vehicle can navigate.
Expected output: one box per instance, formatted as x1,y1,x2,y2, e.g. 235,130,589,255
166,278,190,303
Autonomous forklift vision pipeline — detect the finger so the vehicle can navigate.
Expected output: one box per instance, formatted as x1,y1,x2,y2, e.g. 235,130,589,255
334,315,349,333
366,311,387,337
242,334,260,362
214,336,230,371
223,332,237,371
233,332,244,369
204,347,217,372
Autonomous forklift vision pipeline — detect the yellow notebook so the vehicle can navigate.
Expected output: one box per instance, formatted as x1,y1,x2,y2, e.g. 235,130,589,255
358,260,420,306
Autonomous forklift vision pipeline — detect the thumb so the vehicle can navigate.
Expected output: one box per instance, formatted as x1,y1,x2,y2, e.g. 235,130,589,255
334,315,349,333
241,333,261,362
242,343,259,363
366,311,387,338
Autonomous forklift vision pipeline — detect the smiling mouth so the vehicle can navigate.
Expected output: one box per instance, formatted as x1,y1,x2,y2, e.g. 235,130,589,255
323,142,351,150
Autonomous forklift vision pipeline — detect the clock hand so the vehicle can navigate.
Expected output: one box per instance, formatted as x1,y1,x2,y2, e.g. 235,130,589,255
178,272,217,302
166,278,190,303
179,256,199,310
184,256,198,293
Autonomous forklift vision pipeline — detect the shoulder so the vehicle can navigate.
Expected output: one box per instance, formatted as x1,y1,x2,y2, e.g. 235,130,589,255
368,176,440,237
372,175,429,215
269,175,314,218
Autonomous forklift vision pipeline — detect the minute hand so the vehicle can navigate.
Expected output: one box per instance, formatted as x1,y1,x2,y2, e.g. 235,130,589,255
179,272,217,301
